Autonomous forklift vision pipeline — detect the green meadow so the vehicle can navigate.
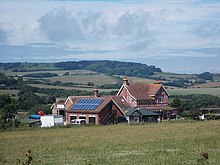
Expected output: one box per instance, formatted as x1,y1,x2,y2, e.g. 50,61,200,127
167,88,220,97
0,120,219,165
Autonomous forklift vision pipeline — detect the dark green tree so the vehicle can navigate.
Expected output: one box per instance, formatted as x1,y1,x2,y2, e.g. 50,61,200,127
171,98,181,108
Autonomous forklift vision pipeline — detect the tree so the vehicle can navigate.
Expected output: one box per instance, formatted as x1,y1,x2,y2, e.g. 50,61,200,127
197,72,213,80
171,98,181,108
87,82,94,86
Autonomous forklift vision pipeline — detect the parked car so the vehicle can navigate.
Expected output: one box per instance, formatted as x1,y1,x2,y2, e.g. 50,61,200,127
71,119,86,125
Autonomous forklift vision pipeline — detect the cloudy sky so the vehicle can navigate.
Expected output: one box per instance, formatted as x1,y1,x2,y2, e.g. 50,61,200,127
0,0,220,73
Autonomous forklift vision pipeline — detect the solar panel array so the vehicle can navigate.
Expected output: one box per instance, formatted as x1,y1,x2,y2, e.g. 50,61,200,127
71,98,104,110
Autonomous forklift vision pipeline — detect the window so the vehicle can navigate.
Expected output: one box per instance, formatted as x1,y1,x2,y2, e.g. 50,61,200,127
70,116,76,121
79,116,86,120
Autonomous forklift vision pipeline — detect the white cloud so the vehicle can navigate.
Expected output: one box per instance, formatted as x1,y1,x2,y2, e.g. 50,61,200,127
38,8,85,42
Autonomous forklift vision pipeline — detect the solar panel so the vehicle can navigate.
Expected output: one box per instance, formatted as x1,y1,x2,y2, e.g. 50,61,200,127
71,98,104,110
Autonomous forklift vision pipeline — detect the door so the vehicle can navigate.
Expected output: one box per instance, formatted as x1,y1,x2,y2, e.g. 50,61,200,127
89,117,96,124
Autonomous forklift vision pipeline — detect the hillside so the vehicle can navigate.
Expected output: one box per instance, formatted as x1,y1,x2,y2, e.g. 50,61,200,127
1,60,220,98
0,60,162,78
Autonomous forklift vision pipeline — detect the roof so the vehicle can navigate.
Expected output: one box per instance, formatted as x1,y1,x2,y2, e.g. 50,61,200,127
125,82,154,100
117,79,170,100
112,96,131,112
19,119,40,124
50,103,65,109
126,109,161,116
111,96,132,115
66,96,112,113
148,84,162,96
29,114,41,119
143,106,173,111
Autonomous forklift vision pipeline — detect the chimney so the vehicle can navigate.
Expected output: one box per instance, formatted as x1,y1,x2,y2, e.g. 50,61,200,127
93,88,99,97
154,80,161,84
123,77,129,85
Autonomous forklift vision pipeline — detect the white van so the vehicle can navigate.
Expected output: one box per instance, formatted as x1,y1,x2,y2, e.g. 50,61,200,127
71,119,86,125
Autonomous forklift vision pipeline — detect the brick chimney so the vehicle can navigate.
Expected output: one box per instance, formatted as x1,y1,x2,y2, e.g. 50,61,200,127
154,80,161,84
123,77,129,85
93,88,99,97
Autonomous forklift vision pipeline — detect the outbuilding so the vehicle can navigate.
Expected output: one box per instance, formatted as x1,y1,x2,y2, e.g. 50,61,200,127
40,115,63,127
126,109,161,123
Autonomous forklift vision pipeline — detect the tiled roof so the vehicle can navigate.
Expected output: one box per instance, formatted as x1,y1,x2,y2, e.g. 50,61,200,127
148,84,162,96
126,82,154,100
112,96,132,114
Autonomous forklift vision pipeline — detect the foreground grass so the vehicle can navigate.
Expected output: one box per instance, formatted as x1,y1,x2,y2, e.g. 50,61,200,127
0,120,220,165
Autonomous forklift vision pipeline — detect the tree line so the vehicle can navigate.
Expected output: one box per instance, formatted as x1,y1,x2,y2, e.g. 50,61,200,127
55,60,162,77
171,94,220,118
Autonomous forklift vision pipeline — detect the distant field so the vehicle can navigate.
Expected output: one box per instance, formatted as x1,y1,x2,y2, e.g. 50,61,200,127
0,120,219,165
151,72,197,81
3,69,96,77
167,87,220,97
192,82,220,88
28,84,118,93
47,73,118,86
0,90,19,96
125,76,155,84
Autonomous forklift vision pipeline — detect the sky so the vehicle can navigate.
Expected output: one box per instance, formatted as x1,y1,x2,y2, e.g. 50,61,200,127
0,0,220,73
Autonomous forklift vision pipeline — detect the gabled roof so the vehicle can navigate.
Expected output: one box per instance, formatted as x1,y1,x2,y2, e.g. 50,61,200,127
117,82,154,100
117,81,169,100
112,96,131,115
148,84,170,96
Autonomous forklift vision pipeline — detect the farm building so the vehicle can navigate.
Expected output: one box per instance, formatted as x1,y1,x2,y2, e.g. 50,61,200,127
65,94,125,125
51,103,65,117
63,77,173,125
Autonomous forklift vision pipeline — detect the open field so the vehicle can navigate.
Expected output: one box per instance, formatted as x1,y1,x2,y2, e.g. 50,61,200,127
151,72,197,81
192,82,220,88
46,73,118,86
0,120,220,165
0,89,19,96
28,84,118,93
167,87,220,97
3,69,97,77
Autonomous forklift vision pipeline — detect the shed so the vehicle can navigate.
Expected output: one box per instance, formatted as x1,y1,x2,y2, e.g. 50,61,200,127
126,109,160,123
40,115,63,127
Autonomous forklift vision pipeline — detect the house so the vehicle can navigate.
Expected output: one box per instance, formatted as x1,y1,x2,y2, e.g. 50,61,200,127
116,77,172,119
65,89,125,125
51,103,65,117
62,77,173,125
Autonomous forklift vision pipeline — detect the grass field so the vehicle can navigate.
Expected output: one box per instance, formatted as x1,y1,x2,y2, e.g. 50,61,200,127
167,88,220,97
47,73,118,86
0,89,19,96
4,69,96,77
28,84,118,93
192,82,220,88
0,120,220,165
